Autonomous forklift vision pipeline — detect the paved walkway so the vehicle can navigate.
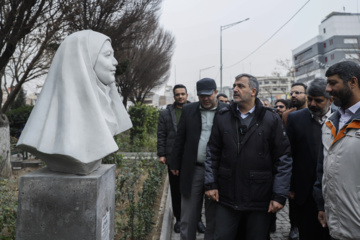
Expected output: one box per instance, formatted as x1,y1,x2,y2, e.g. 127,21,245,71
169,201,291,240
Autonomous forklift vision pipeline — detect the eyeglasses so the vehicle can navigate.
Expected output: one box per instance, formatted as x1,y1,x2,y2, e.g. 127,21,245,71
274,105,285,109
289,91,305,96
307,96,325,103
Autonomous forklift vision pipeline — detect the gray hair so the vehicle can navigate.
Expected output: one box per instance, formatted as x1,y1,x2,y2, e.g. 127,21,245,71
306,78,331,99
235,73,259,97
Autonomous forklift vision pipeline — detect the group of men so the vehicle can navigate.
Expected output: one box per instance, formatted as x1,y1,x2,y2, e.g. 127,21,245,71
157,60,360,240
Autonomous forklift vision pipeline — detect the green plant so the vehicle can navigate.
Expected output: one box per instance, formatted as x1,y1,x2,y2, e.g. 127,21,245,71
5,105,34,138
114,155,166,240
0,178,17,240
128,103,159,149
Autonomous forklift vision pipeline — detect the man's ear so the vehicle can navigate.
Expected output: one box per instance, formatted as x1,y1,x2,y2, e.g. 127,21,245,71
251,88,257,97
349,76,359,89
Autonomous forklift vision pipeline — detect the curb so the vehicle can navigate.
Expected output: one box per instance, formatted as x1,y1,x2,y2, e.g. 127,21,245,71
159,175,173,240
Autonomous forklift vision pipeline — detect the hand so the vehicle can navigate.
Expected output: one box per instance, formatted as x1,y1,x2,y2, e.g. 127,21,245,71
268,200,284,213
289,191,295,199
171,170,179,176
318,211,327,228
158,156,166,164
205,189,219,202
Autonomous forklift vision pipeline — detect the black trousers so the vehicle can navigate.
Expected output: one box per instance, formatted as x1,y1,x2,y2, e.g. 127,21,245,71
288,198,298,228
215,203,271,240
295,196,330,240
168,166,181,221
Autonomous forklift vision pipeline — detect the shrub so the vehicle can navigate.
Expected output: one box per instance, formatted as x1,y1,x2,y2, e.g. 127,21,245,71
114,154,166,239
0,178,17,240
128,104,159,150
5,105,33,138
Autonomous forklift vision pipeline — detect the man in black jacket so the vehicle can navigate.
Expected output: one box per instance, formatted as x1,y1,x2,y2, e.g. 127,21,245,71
286,78,331,239
205,73,292,240
158,84,201,233
170,78,227,240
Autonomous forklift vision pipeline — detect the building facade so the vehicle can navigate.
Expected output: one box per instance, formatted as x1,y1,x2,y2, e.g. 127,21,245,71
257,76,293,104
293,12,360,83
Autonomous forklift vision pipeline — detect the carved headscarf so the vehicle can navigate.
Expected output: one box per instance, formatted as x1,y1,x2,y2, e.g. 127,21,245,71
17,30,132,170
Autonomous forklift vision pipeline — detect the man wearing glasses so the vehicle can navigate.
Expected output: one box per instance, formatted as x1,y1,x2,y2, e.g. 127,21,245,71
279,82,307,240
274,99,289,117
286,79,332,240
282,82,308,126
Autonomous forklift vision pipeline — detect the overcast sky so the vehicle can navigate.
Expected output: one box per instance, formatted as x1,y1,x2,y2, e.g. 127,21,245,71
158,0,360,97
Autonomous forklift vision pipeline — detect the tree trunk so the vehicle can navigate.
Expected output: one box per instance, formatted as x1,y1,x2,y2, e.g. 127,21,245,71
0,114,12,178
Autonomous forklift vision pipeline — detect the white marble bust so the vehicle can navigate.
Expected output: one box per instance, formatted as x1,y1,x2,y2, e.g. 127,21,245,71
17,30,132,175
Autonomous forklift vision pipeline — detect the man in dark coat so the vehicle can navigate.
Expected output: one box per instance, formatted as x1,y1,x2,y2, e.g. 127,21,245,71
286,78,332,239
205,73,292,239
157,84,205,233
170,78,227,240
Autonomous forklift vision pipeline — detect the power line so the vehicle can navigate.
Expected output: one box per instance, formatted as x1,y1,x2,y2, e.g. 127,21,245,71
225,0,311,70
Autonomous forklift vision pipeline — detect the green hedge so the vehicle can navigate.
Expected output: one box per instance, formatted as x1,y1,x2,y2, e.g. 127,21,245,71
5,105,33,138
128,104,159,151
0,178,17,240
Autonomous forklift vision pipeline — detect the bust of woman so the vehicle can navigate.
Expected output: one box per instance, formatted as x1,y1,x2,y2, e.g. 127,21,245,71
17,30,132,175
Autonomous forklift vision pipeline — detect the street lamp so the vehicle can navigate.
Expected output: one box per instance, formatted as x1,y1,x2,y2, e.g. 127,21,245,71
199,66,215,79
220,18,249,92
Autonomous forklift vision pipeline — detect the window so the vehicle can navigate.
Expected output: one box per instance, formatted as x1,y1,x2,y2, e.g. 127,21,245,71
281,80,286,84
331,54,334,60
273,88,277,91
345,53,360,59
264,81,269,84
294,56,297,60
259,81,262,85
325,57,328,63
324,43,326,48
344,38,358,44
281,87,287,91
323,28,326,33
272,80,277,84
330,39,333,45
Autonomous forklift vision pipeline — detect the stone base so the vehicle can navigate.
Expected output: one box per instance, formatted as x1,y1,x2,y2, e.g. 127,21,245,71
16,164,116,240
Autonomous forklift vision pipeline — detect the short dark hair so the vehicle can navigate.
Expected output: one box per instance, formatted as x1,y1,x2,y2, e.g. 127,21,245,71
291,82,307,91
325,61,360,88
306,78,331,99
217,93,228,99
275,99,289,108
235,73,259,97
173,84,187,94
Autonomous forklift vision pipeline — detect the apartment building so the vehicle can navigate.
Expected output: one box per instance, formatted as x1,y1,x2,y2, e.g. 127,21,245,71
293,12,360,83
257,76,293,104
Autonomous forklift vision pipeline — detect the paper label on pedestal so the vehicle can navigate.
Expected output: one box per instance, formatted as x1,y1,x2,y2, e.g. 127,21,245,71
101,210,110,240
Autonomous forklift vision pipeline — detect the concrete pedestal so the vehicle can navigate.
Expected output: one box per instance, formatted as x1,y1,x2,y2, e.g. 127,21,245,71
16,164,116,240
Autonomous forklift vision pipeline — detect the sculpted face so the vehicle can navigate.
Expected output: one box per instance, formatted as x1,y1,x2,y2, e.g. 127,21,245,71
94,41,118,85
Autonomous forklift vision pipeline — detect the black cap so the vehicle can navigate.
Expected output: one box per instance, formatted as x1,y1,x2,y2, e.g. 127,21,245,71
197,78,217,95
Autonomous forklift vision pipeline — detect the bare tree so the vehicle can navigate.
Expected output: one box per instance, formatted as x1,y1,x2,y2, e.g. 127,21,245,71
115,13,175,106
276,58,295,78
0,0,74,113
